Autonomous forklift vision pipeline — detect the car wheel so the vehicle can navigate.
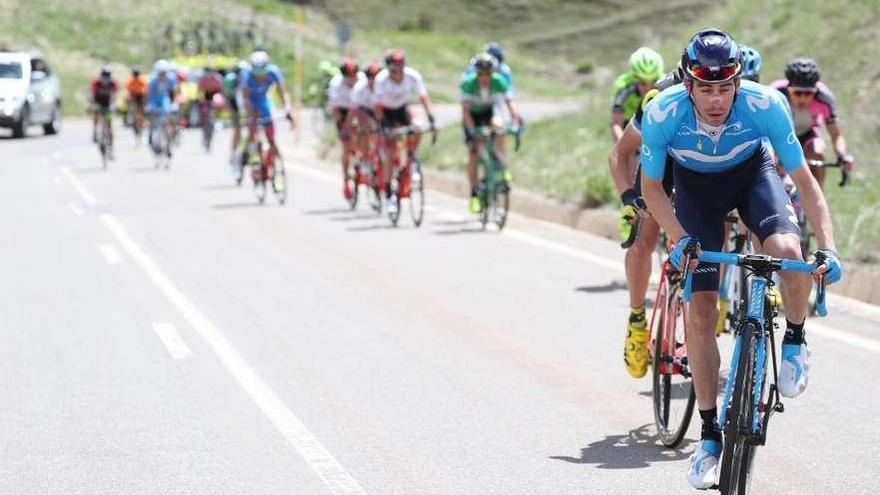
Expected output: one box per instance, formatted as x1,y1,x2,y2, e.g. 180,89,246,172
43,104,61,135
11,105,28,138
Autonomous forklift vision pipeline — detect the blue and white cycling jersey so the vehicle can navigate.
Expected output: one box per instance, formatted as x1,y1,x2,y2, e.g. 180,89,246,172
640,79,804,179
240,64,284,104
147,72,178,112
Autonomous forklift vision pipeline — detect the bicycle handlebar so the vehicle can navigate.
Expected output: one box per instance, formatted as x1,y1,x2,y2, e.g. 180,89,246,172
385,124,438,145
807,159,851,187
680,250,827,316
473,125,523,152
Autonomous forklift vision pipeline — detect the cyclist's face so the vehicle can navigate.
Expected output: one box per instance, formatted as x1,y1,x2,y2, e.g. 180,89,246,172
690,79,738,126
477,70,492,85
389,64,404,82
636,80,653,96
789,87,816,109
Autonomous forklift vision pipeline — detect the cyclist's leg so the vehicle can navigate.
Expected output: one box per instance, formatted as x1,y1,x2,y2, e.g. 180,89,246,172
337,109,352,195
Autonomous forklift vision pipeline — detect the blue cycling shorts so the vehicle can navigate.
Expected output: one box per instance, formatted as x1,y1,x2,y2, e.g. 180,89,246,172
248,98,274,127
674,144,801,292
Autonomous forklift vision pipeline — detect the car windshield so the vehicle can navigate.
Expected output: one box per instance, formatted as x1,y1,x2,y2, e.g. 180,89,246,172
0,62,23,79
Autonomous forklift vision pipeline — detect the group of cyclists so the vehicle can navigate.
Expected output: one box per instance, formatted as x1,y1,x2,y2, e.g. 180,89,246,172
86,29,858,490
608,29,852,489
88,51,292,178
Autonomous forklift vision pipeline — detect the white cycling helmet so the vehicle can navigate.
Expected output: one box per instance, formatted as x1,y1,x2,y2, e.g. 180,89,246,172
153,59,171,74
249,51,270,74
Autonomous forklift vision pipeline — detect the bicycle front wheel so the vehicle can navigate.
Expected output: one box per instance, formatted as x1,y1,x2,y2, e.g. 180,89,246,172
720,321,758,494
493,181,510,230
409,160,425,227
652,284,696,448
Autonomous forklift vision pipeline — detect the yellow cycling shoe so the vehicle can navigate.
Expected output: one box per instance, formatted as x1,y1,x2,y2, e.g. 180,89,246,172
715,298,729,336
624,314,650,379
469,195,483,214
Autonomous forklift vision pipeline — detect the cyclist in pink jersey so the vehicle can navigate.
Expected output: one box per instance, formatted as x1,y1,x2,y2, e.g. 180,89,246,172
771,58,855,189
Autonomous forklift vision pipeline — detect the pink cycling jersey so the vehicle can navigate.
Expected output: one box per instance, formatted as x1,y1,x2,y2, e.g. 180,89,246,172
771,80,837,141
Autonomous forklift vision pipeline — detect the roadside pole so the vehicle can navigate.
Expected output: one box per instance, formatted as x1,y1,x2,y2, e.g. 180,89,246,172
293,7,304,143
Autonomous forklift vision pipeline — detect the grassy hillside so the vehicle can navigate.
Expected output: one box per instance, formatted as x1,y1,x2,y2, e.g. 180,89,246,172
1,0,875,260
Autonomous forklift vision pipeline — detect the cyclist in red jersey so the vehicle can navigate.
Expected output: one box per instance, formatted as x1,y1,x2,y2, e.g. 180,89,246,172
771,58,855,189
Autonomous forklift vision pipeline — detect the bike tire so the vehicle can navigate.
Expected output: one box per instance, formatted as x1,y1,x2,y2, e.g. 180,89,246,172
409,160,425,227
388,194,401,227
272,157,288,205
348,170,360,211
493,182,510,230
719,321,757,494
652,283,696,448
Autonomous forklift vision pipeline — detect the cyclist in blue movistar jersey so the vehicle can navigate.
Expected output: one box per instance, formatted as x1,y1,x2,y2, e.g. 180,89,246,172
239,50,292,165
146,60,180,150
640,29,842,490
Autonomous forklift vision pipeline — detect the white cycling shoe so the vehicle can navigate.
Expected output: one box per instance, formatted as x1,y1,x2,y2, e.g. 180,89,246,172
385,196,398,216
688,439,720,490
778,343,811,398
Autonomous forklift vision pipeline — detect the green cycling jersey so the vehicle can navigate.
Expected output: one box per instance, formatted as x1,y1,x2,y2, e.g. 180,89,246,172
460,72,509,115
611,71,644,123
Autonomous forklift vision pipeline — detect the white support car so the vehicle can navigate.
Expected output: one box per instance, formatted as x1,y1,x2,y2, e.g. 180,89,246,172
0,51,62,138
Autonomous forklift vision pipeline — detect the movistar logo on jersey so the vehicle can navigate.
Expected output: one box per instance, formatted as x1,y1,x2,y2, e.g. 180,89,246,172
647,100,679,124
746,94,771,113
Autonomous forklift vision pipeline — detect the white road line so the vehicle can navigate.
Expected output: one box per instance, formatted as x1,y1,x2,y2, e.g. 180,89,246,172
809,320,880,354
152,322,193,359
60,167,97,206
69,202,84,217
99,214,367,495
98,244,124,265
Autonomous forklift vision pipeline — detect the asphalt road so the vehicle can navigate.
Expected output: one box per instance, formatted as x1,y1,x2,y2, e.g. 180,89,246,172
1,112,878,494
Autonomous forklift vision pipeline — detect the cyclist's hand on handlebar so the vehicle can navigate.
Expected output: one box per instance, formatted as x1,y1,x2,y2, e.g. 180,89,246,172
838,154,855,173
620,188,648,219
670,236,700,271
812,249,843,284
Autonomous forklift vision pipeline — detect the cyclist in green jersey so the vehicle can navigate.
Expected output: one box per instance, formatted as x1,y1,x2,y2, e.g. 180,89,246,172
223,62,247,166
611,47,665,144
461,53,522,213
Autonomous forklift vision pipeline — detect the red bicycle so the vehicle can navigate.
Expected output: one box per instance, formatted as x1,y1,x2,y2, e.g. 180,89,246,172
347,127,384,213
649,241,697,447
383,124,436,228
240,116,291,205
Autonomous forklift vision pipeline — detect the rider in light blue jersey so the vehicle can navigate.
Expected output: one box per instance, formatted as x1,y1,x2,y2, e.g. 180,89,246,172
239,50,292,164
640,29,842,490
146,60,180,149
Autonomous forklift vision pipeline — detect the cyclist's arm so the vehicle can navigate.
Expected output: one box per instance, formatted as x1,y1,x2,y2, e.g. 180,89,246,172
275,82,292,115
789,165,837,252
419,93,434,123
504,96,521,125
461,102,475,131
825,121,850,160
242,85,254,114
610,110,626,143
609,123,640,195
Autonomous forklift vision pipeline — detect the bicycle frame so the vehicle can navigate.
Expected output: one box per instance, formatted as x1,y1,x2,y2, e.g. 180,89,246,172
650,260,689,377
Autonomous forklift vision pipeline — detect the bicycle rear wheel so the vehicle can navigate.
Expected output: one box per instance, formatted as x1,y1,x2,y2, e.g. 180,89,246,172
409,159,425,227
652,283,696,447
720,322,758,494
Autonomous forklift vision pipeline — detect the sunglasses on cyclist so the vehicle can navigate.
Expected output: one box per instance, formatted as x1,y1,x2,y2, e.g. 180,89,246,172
790,87,817,97
687,63,740,83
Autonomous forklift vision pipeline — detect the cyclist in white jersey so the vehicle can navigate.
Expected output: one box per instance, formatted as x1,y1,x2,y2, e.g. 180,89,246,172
372,49,436,215
328,58,365,202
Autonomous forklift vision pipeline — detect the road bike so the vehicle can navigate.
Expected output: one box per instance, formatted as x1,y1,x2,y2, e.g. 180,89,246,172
472,125,522,231
681,248,829,494
383,124,436,228
94,109,114,169
149,112,173,170
240,116,291,205
348,126,384,213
